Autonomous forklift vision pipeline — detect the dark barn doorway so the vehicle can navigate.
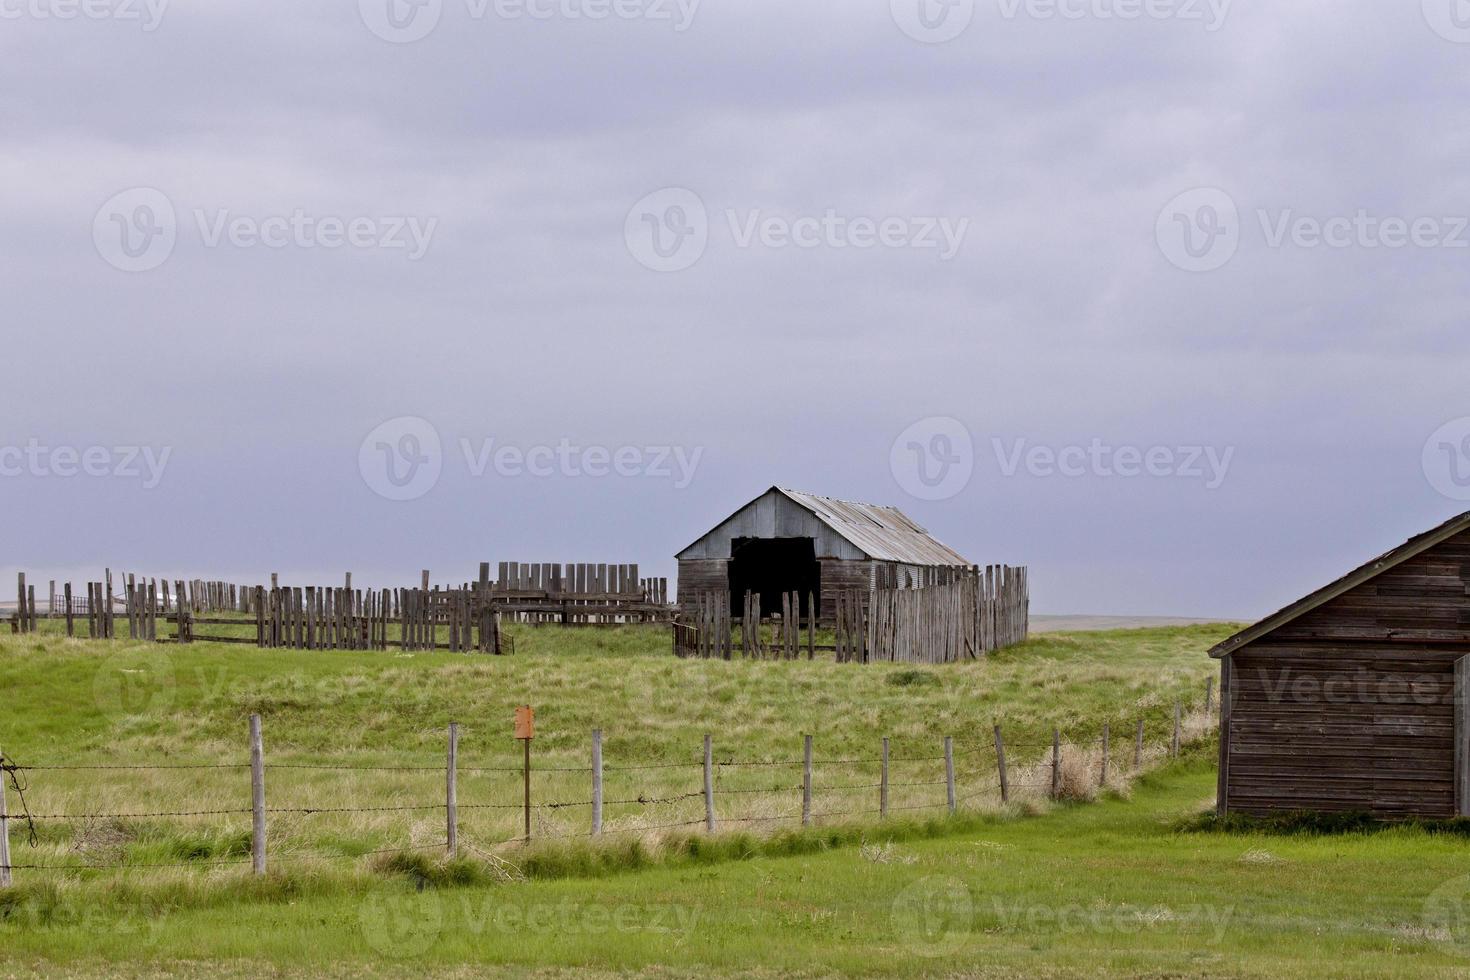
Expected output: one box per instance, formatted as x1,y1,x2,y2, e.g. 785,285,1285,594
728,537,820,618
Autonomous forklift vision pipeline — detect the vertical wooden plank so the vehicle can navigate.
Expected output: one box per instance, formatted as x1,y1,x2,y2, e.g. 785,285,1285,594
250,714,266,876
64,583,74,637
591,729,603,836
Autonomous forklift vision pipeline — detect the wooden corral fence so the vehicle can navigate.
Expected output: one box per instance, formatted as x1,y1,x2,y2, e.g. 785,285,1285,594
676,565,1029,663
491,562,670,624
10,560,677,643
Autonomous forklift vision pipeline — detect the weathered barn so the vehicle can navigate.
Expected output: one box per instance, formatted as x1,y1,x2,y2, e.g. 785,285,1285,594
676,486,971,621
1211,510,1470,819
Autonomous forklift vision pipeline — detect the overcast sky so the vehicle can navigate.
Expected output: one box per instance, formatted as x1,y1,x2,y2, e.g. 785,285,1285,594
3,0,1470,617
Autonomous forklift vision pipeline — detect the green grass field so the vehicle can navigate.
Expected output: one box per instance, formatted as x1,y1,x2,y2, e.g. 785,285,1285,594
7,622,1470,976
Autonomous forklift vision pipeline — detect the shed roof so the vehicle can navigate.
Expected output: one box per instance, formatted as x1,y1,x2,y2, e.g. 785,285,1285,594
679,486,971,566
1208,509,1470,659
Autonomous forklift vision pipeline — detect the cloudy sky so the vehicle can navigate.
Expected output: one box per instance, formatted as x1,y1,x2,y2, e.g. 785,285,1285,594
3,0,1469,617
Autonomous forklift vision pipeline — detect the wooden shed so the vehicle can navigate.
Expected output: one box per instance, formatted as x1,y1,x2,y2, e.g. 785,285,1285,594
676,487,971,621
1211,510,1470,819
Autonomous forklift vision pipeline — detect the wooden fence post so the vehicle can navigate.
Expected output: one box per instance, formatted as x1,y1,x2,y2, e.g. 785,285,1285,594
522,735,532,842
250,714,266,876
944,736,956,814
591,729,603,837
0,743,11,888
994,725,1009,804
1172,703,1182,759
1100,723,1110,787
1134,719,1145,771
880,737,890,818
703,734,716,833
1050,729,1061,800
802,735,813,827
446,722,459,857
1205,677,1215,714
64,583,74,637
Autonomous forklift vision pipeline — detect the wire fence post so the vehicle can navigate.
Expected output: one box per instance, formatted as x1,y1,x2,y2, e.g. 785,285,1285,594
994,725,1009,805
880,737,890,818
591,729,603,837
523,737,532,842
446,722,458,857
0,744,12,888
944,737,956,814
1100,722,1110,787
1134,718,1145,771
802,735,813,828
1172,703,1182,759
703,734,716,833
1050,729,1061,800
249,714,266,876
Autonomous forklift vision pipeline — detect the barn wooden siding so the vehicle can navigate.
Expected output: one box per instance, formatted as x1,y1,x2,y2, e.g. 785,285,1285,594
1217,524,1470,819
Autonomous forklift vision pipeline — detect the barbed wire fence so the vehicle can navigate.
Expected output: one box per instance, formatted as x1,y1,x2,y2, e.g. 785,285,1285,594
0,681,1216,883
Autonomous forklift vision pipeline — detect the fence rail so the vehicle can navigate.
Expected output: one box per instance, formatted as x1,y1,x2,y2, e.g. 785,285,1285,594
0,682,1214,882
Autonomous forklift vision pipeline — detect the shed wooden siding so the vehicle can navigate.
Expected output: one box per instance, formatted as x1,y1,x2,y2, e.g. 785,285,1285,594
676,490,867,562
1218,524,1470,819
1223,645,1457,817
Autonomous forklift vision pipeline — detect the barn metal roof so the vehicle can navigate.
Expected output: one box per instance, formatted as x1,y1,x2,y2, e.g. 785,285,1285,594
772,487,971,566
1208,508,1470,658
